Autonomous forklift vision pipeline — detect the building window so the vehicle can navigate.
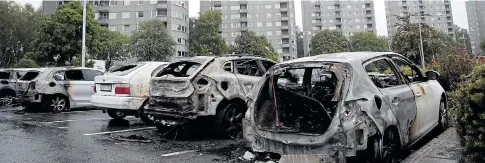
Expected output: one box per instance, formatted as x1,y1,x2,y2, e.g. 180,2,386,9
137,11,144,18
124,0,130,5
267,31,272,36
257,22,263,27
109,13,117,19
230,5,240,10
276,22,281,26
122,25,130,31
265,5,271,9
109,25,116,31
110,0,117,6
267,13,271,18
122,12,130,19
266,22,272,27
276,31,282,35
137,0,143,5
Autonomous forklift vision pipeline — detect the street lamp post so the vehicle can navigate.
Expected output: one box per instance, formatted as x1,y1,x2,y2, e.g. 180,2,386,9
418,22,425,68
81,0,87,67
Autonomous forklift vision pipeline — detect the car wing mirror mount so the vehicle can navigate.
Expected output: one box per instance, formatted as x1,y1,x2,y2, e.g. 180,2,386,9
425,70,440,80
54,74,65,81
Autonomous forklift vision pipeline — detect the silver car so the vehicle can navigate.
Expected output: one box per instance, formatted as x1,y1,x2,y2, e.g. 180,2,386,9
146,55,276,138
16,67,103,112
0,68,37,106
243,52,447,162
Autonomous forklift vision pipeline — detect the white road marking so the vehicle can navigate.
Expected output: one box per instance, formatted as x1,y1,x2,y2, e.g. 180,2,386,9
41,117,111,123
82,127,156,136
161,150,197,157
58,127,68,129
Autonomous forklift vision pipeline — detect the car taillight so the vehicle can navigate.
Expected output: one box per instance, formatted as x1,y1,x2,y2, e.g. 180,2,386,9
115,84,130,94
93,85,97,93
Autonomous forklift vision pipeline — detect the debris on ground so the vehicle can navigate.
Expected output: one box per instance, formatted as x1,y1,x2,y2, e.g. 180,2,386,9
203,140,251,163
109,134,152,143
241,151,255,160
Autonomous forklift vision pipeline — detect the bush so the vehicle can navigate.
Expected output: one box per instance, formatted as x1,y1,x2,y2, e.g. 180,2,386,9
437,50,473,91
451,64,485,162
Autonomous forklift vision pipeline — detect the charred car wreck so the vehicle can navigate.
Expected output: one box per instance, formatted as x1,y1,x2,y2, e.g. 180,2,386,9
145,55,276,138
16,67,102,112
243,52,447,162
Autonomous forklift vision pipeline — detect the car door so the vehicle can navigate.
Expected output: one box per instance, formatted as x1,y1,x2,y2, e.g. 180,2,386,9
390,57,438,143
65,69,93,108
233,59,265,95
364,58,417,146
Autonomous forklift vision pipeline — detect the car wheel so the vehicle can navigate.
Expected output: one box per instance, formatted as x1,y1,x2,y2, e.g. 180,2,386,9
438,100,448,130
216,102,246,139
381,130,399,163
45,95,68,113
0,91,15,106
139,103,155,125
107,109,127,120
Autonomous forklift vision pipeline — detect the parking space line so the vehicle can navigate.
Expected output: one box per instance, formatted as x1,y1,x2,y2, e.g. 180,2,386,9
41,117,111,123
161,150,197,157
58,127,68,129
82,127,156,136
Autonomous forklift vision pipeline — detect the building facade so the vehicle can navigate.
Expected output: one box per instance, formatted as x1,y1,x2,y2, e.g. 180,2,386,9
386,0,454,40
42,0,189,58
200,1,298,61
466,1,485,55
301,0,377,57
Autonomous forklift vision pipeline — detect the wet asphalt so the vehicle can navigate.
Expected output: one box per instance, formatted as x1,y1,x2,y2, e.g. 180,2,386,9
0,106,247,163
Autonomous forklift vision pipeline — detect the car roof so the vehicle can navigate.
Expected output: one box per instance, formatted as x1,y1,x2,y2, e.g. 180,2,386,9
283,52,401,64
171,55,270,63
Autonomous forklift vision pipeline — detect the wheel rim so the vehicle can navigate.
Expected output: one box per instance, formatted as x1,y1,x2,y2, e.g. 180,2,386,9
382,131,397,163
224,106,244,139
440,102,447,127
51,97,65,112
5,95,13,105
115,111,125,117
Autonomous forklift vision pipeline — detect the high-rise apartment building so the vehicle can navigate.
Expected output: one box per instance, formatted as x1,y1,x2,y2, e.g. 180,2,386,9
386,0,454,39
466,1,485,55
42,0,190,57
301,0,377,57
200,1,298,61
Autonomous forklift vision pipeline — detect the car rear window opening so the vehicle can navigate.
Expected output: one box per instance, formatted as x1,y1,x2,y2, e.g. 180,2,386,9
108,63,146,76
0,72,10,79
156,62,201,77
20,71,40,81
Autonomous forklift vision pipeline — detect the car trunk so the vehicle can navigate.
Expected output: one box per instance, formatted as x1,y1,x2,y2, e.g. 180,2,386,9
253,62,348,135
94,63,146,97
149,57,214,114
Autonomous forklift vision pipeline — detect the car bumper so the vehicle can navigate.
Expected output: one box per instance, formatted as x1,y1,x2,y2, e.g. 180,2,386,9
145,97,198,119
91,95,146,110
16,93,42,105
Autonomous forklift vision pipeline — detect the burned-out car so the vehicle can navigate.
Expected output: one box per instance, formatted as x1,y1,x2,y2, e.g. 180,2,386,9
243,52,447,162
145,55,276,138
0,68,36,106
17,67,103,112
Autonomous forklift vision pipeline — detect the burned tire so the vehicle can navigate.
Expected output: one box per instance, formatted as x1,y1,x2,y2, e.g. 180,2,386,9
216,102,246,139
438,100,448,131
0,89,16,106
139,102,155,125
43,95,69,113
107,109,127,120
381,129,400,163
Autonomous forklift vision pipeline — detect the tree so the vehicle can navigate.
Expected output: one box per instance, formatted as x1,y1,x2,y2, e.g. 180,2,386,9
93,27,131,70
230,31,279,61
0,1,43,68
31,1,100,66
189,10,228,56
296,29,304,58
349,32,388,52
391,15,457,64
436,49,473,91
131,19,175,61
451,64,485,162
454,26,472,53
481,41,485,54
309,30,350,56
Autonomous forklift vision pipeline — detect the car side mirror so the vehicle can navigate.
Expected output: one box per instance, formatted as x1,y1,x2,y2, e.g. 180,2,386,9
0,80,8,84
425,70,440,80
54,74,64,81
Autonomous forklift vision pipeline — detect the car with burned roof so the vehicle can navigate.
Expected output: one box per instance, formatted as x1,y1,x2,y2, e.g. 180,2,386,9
242,52,447,162
91,62,169,124
16,67,103,112
0,68,38,106
145,55,276,138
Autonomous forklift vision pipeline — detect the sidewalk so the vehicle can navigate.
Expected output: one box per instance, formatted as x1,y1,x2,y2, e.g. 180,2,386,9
402,128,462,163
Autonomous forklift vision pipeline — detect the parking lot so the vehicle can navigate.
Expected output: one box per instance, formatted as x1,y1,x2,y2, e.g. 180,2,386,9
0,106,248,163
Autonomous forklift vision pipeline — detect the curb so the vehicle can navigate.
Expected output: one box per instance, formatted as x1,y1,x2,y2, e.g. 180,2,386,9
401,128,456,163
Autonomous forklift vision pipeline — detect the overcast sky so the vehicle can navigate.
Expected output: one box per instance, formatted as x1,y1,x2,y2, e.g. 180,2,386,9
15,0,469,36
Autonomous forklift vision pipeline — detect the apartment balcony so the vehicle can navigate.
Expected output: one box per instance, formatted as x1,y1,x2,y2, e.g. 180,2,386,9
97,5,109,11
156,3,168,9
282,44,291,48
97,18,109,25
213,1,221,7
241,26,248,31
280,16,289,21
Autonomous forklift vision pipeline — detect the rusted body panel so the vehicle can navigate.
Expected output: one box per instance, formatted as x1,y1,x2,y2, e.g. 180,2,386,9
243,52,446,162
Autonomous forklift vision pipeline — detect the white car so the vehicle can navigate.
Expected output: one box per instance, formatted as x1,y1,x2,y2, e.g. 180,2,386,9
91,62,169,124
243,52,447,162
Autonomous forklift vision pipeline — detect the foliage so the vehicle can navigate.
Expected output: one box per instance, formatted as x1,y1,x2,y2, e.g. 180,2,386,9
309,30,350,56
93,27,131,70
391,15,457,64
131,19,175,61
0,1,43,68
230,31,279,61
451,63,485,163
189,10,228,56
31,1,100,66
455,26,472,53
349,32,389,52
481,41,485,54
12,58,39,68
437,49,473,91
